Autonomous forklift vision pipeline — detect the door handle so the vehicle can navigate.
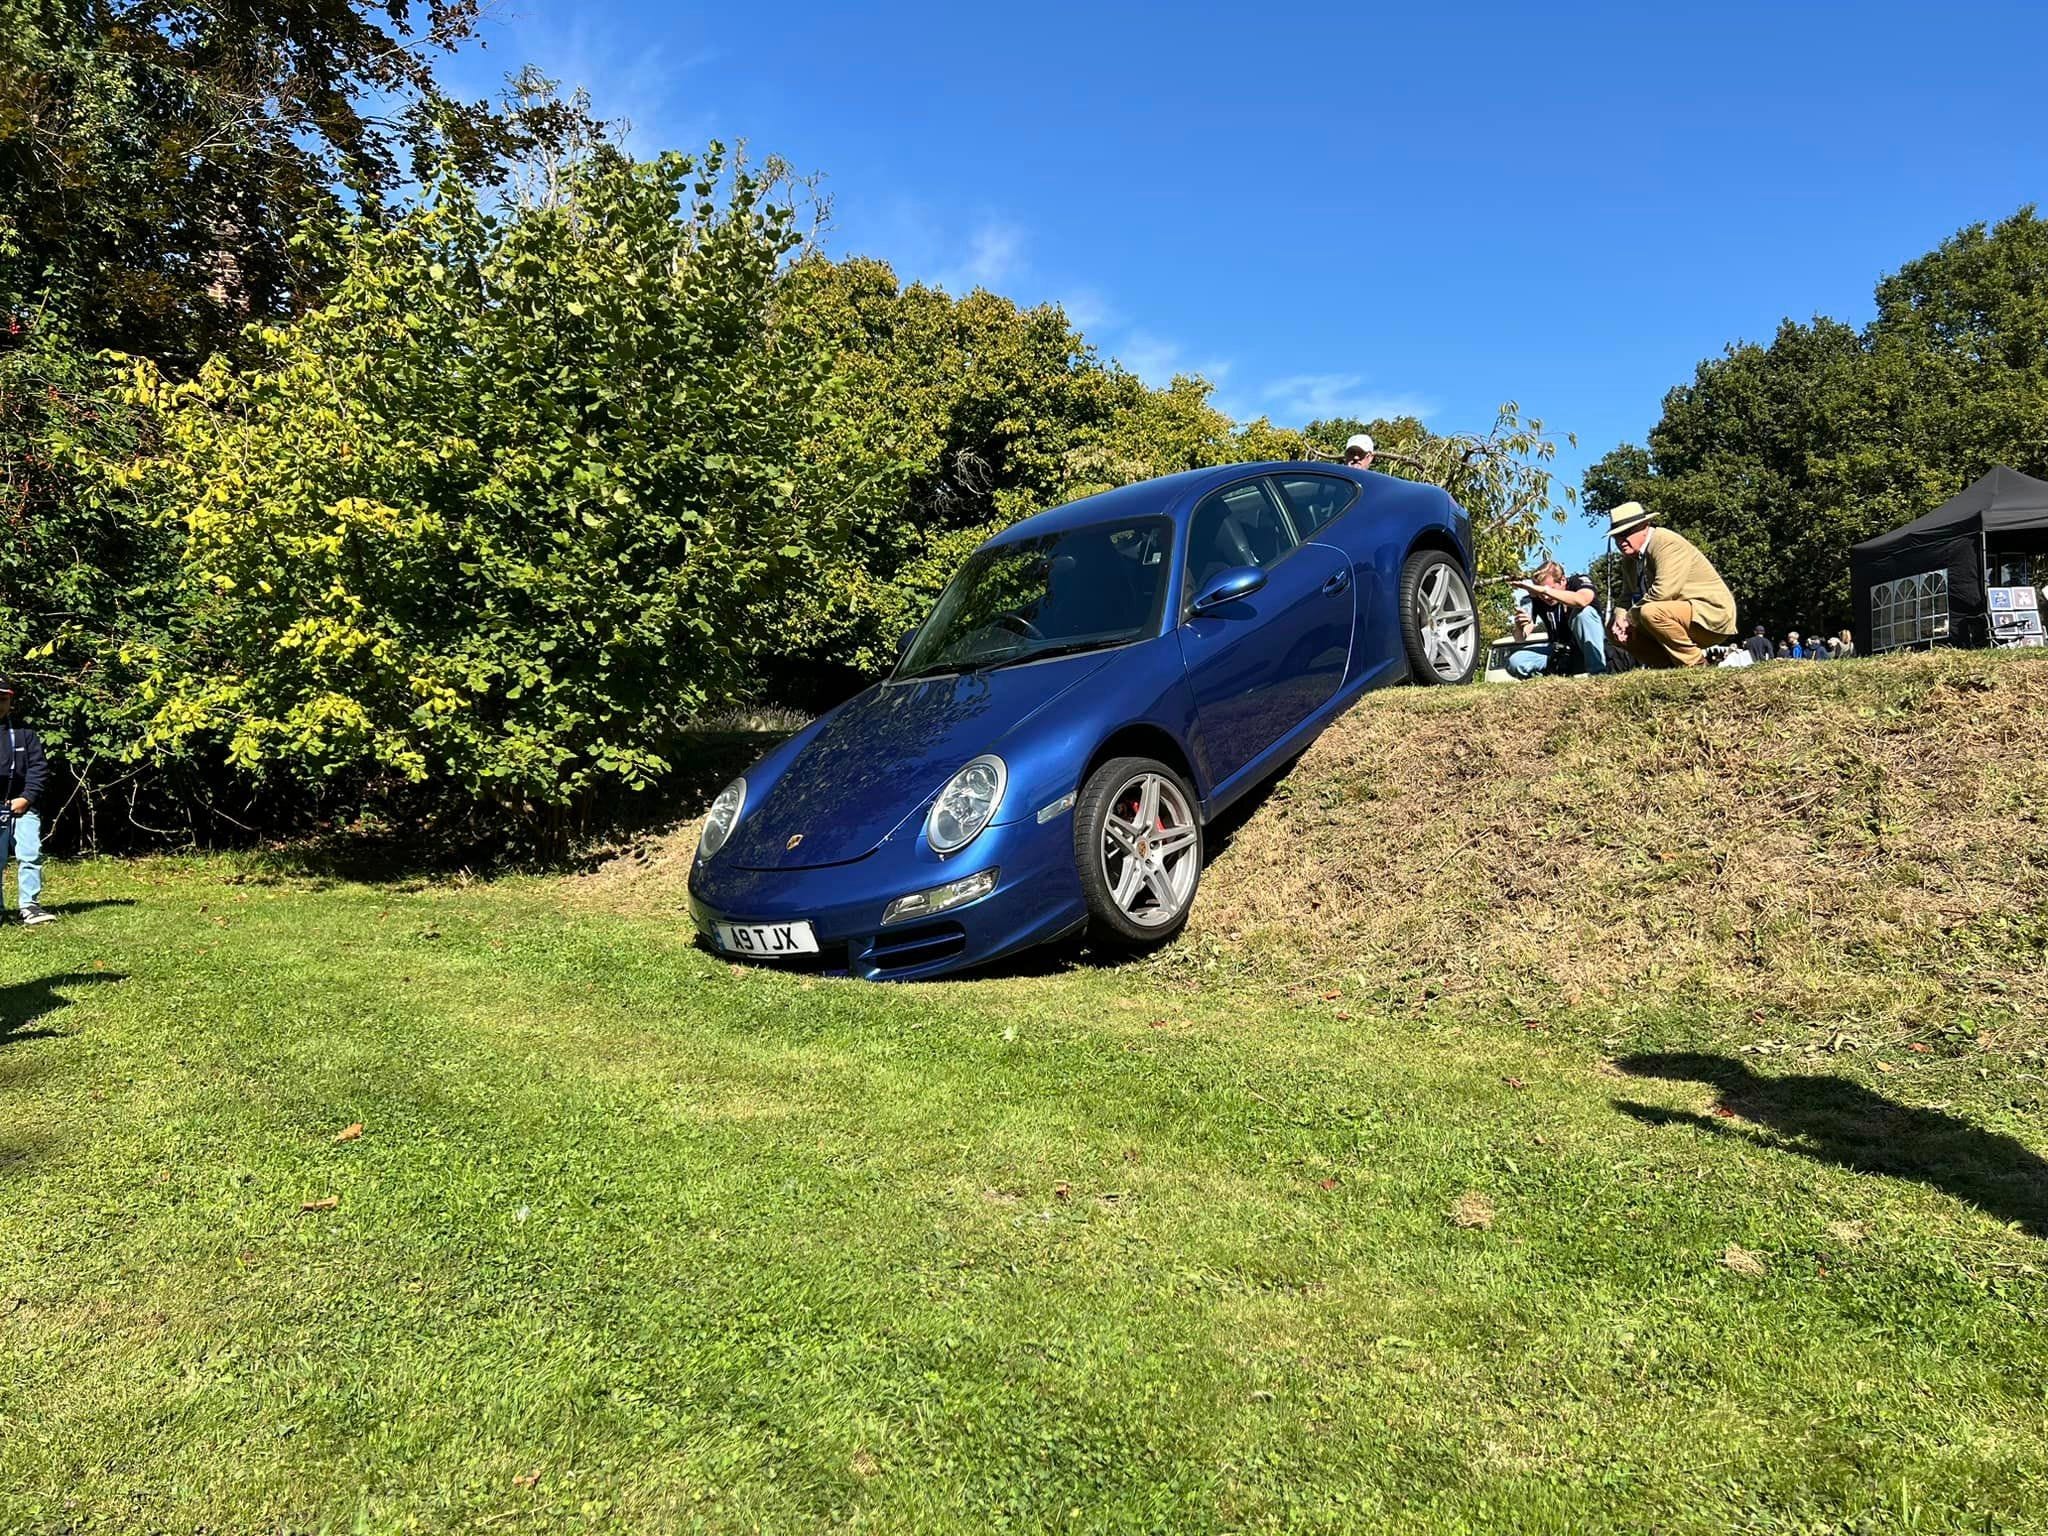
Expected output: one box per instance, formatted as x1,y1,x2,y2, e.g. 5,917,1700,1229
1322,568,1352,595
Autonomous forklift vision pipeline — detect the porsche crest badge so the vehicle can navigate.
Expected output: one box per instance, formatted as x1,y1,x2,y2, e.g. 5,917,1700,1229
786,833,804,851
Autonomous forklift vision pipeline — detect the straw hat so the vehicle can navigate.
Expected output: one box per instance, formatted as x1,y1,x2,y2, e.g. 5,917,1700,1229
1602,501,1656,540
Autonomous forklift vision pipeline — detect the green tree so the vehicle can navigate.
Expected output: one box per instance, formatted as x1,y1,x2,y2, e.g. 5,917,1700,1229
1,2,585,840
0,0,536,365
778,259,1157,674
0,307,179,837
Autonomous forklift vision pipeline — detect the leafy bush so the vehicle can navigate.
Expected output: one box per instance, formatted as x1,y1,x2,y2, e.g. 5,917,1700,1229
0,307,188,838
108,146,879,817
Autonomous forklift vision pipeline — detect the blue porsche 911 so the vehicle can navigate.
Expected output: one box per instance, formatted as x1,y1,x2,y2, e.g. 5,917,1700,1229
688,462,1478,979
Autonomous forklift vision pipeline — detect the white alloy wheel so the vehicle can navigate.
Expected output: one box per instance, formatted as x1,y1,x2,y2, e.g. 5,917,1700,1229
1400,550,1479,685
1099,769,1200,928
1419,562,1477,680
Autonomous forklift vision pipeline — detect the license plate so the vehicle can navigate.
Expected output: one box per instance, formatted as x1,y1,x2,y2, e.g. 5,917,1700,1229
713,920,819,958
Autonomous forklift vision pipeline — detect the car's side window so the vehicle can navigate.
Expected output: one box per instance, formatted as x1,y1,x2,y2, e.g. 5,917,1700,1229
1185,479,1300,597
1273,474,1359,538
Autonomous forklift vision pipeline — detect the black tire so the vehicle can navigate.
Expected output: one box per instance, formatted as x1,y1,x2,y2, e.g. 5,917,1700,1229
1398,548,1480,685
1074,755,1204,948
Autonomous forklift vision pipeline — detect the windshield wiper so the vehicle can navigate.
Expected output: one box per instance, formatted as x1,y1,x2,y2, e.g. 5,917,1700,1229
898,640,1119,682
972,640,1117,673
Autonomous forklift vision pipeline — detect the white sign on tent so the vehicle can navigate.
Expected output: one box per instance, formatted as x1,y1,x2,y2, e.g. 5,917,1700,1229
1987,586,2046,647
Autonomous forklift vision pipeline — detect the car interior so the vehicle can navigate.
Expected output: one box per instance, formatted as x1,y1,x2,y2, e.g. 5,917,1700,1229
1187,481,1299,593
1031,525,1164,640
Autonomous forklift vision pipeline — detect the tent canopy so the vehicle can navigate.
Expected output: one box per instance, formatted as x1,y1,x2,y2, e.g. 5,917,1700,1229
1853,465,2048,557
1851,466,2048,652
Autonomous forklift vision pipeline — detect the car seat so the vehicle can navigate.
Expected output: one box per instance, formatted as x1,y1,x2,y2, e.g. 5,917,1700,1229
1039,540,1140,639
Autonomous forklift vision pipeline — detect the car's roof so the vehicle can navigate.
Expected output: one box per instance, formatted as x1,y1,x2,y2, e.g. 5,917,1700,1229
985,461,1420,547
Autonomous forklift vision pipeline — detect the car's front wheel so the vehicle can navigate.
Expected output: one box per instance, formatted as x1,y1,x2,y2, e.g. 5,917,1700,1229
1075,755,1204,947
1399,548,1479,684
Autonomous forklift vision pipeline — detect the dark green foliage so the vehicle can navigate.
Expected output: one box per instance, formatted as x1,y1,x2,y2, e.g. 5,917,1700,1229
1585,208,2048,633
0,0,520,365
0,307,196,839
0,0,567,841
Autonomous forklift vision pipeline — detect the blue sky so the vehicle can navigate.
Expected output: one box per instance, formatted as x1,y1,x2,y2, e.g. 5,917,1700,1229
445,0,2046,572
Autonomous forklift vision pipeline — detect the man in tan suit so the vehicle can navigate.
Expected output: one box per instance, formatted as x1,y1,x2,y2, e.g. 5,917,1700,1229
1603,502,1738,668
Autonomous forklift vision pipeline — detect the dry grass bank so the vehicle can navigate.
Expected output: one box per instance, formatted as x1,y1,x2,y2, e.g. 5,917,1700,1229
577,652,2048,1034
1174,650,2048,1033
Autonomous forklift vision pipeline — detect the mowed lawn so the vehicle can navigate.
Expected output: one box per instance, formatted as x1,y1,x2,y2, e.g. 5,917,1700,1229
3,854,2046,1533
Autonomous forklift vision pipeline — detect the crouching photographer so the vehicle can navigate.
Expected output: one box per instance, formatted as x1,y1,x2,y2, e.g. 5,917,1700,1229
1504,561,1608,679
0,678,56,926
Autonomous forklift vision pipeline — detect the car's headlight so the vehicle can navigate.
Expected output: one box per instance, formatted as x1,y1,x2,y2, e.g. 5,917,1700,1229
698,777,746,861
927,754,1006,853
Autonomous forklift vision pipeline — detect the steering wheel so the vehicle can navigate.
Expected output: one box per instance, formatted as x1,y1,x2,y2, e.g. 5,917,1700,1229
993,612,1044,641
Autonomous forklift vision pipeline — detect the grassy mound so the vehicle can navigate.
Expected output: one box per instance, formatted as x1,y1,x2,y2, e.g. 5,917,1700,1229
7,659,2047,1530
1171,651,2048,1036
584,651,2048,1042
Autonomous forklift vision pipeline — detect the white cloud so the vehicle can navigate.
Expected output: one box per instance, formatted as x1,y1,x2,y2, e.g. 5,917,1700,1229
930,219,1026,295
1110,331,1232,391
844,204,1036,298
1055,286,1119,334
1257,372,1435,426
451,8,718,157
1113,331,1182,385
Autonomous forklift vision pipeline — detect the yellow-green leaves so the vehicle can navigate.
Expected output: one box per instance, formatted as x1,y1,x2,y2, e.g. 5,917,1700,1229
105,144,851,813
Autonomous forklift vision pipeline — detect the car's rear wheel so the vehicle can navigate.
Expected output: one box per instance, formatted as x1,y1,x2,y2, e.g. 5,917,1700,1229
1075,755,1203,947
1399,548,1479,685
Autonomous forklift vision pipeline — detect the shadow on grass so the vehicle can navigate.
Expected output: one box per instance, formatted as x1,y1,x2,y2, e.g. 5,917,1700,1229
1614,1052,2048,1239
3,970,126,1050
241,727,798,886
38,898,136,917
1201,754,1298,861
689,925,1095,985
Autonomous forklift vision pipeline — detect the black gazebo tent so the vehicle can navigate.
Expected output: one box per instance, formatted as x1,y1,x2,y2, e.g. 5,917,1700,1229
1851,466,2048,653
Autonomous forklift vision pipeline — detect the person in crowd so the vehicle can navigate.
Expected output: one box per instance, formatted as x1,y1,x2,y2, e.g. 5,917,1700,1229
1775,639,1792,659
1744,625,1773,663
1504,559,1607,679
1808,632,1831,661
1602,502,1740,668
1836,629,1855,658
1706,643,1753,668
1785,630,1805,659
1342,433,1375,471
0,679,55,926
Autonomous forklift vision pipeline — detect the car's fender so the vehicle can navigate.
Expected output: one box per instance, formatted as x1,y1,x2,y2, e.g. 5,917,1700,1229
987,632,1202,825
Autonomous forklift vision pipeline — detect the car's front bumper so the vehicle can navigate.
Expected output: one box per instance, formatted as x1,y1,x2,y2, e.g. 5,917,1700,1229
687,811,1086,981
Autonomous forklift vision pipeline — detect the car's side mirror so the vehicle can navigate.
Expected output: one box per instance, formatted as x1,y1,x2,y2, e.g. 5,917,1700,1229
1190,565,1267,615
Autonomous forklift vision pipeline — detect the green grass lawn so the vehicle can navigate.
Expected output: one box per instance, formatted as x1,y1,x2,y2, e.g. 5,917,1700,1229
3,847,2045,1533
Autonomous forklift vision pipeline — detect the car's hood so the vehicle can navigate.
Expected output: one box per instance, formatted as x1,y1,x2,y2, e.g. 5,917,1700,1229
722,651,1116,871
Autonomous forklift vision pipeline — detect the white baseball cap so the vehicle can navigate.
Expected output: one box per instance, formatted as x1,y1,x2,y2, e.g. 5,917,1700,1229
1343,433,1375,457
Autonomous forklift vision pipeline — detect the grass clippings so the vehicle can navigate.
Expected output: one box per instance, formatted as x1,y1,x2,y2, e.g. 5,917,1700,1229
1450,1191,1497,1230
1722,1242,1769,1278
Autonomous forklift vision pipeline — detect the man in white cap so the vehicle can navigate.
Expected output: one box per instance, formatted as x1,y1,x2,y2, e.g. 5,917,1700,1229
1342,433,1374,471
1603,502,1738,668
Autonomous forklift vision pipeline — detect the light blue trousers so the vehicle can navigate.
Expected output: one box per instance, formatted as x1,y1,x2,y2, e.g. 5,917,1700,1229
1505,606,1609,678
2,809,43,910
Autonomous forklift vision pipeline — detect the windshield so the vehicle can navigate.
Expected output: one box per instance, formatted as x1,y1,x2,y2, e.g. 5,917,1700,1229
897,516,1172,679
